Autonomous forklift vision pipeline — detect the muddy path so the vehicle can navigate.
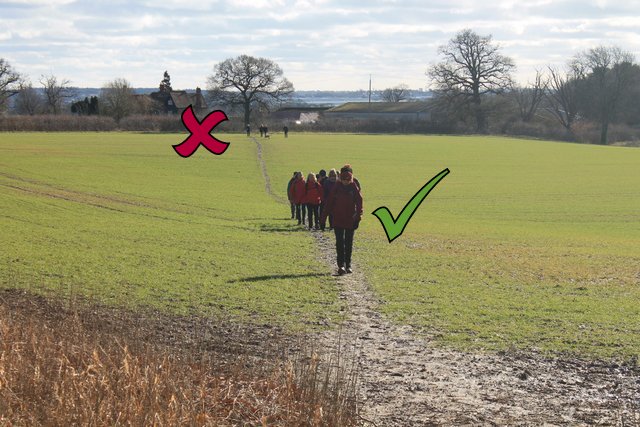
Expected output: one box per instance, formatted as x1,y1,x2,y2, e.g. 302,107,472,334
252,136,640,426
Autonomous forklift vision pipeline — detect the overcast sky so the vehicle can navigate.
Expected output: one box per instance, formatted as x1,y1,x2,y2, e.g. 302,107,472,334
1,0,639,91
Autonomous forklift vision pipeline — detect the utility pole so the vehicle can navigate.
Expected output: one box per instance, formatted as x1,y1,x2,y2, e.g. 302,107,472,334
368,74,372,109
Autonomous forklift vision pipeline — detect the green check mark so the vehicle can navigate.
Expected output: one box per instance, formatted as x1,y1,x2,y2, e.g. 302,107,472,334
372,168,450,243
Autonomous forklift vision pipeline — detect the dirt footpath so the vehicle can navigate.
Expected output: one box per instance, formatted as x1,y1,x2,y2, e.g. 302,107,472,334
313,231,639,426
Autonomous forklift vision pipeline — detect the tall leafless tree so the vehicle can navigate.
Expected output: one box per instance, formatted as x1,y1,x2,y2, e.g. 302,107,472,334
100,78,136,122
511,70,547,122
381,84,410,102
40,74,74,114
571,46,635,144
207,55,294,126
0,58,21,112
544,66,580,134
427,29,515,132
15,81,43,115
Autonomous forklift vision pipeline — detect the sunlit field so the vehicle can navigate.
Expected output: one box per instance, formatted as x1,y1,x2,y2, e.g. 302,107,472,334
2,131,639,359
0,132,341,329
263,132,640,359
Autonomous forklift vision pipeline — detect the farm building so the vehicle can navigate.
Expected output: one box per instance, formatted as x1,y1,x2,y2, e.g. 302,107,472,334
149,87,208,115
324,101,432,121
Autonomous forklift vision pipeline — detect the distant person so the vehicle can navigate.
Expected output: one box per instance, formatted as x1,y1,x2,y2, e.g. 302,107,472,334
321,168,337,230
283,125,289,138
290,171,307,225
305,173,323,230
321,164,363,275
259,124,265,138
287,171,297,219
317,169,327,224
264,125,269,138
317,169,326,186
246,124,251,136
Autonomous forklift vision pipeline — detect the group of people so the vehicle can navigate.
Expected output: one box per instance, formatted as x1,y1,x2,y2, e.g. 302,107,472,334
245,124,289,138
287,165,363,275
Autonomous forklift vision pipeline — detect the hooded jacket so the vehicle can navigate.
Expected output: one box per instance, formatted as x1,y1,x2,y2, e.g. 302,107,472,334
290,177,307,205
322,181,363,229
304,181,323,205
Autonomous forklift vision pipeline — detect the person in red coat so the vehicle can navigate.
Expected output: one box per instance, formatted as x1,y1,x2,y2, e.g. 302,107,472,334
304,173,323,230
289,172,307,225
321,164,363,275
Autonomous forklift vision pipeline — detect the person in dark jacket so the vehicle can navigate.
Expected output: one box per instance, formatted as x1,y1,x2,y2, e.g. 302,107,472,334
304,173,323,230
289,171,307,225
321,164,363,275
286,171,297,219
317,169,326,224
321,168,337,230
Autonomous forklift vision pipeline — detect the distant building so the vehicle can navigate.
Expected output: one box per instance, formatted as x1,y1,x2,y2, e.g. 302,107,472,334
324,101,432,121
149,87,208,115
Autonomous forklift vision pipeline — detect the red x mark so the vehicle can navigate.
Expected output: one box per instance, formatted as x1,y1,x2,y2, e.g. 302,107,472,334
173,105,230,157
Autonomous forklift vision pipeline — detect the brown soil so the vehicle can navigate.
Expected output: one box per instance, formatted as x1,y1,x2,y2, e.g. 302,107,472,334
0,288,302,371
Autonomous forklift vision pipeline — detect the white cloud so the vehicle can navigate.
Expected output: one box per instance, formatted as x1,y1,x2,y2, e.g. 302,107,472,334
1,0,639,89
7,0,74,4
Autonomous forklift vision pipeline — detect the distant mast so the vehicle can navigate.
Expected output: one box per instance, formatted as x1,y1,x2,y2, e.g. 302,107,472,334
368,74,372,109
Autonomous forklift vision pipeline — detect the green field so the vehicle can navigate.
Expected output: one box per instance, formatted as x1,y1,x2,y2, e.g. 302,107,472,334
2,132,639,359
0,133,341,328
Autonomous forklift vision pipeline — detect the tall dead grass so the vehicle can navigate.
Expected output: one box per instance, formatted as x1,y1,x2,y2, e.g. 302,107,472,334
0,293,358,426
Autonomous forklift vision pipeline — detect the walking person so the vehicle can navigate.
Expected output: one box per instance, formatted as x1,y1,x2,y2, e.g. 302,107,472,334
317,169,327,185
246,123,251,136
321,168,338,230
290,172,307,225
317,169,327,227
286,171,297,219
321,164,363,275
304,173,323,230
283,125,289,138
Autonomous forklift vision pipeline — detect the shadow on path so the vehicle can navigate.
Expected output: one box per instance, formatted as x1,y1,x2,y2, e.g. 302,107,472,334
228,273,326,284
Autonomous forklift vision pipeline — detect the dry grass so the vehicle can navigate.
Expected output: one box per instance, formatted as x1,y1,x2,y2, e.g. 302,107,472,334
0,292,358,426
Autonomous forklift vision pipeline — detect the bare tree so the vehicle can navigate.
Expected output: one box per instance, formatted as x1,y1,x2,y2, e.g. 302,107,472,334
40,74,74,114
571,46,635,144
207,55,294,126
15,81,43,115
0,58,21,112
544,66,580,134
427,29,515,132
381,84,410,102
100,78,136,122
511,70,547,122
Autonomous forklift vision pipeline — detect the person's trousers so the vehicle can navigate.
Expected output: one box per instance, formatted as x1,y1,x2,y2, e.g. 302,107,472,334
290,202,295,218
306,204,320,229
296,203,306,224
334,227,355,268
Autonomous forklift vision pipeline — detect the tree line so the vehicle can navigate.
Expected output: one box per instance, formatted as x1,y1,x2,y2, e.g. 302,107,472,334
427,29,640,145
1,29,639,144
